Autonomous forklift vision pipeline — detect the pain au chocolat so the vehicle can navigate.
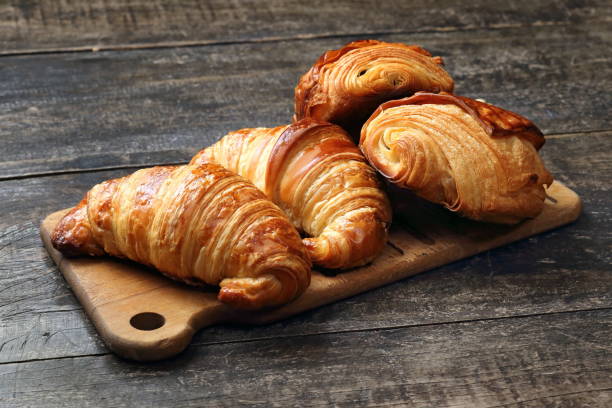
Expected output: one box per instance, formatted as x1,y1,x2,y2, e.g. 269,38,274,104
51,163,311,310
294,40,454,134
360,92,553,224
191,119,392,269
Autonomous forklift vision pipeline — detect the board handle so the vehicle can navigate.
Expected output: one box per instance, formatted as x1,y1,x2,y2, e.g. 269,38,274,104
90,287,228,361
40,214,232,361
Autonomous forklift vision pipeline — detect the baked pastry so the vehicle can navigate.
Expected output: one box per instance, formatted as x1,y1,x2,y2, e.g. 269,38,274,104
51,163,311,310
360,92,553,224
191,119,392,269
294,40,454,133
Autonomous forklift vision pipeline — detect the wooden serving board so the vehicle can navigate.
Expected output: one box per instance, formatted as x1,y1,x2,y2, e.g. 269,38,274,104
40,181,581,362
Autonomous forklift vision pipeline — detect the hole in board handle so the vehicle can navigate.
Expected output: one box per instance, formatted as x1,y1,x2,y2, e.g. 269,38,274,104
130,312,165,331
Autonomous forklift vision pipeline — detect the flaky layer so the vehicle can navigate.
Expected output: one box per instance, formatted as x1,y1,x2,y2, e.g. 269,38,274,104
360,92,553,224
192,119,392,269
52,163,311,310
294,40,454,133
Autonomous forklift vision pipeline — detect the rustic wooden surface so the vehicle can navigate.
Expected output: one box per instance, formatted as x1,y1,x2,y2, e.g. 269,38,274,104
1,22,611,179
0,0,611,406
37,181,581,361
1,0,610,55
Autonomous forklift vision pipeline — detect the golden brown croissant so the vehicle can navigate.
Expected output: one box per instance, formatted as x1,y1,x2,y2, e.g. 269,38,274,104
294,40,454,133
51,163,311,310
191,119,392,269
360,92,554,224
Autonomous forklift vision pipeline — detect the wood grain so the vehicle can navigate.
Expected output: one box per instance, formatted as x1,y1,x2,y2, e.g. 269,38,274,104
1,131,610,363
1,0,609,55
1,1,610,405
36,181,581,361
0,23,610,179
1,309,610,407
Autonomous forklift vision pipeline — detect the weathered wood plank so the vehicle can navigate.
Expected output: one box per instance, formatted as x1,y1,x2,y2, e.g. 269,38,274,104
34,180,582,362
1,23,610,179
1,309,610,407
1,0,610,54
1,132,610,363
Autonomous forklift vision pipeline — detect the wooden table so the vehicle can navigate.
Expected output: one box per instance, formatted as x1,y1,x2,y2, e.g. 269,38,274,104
1,1,610,406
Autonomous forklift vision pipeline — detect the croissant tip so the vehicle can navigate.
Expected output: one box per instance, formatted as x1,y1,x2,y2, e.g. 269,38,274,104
217,287,260,310
218,275,287,310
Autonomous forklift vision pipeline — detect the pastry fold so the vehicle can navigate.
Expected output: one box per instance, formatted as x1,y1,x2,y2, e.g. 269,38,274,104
294,40,454,133
360,92,553,224
191,119,392,269
52,163,311,310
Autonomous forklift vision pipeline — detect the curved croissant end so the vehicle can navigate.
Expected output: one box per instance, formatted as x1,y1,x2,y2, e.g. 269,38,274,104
302,207,388,269
360,92,553,224
51,199,106,257
52,163,311,310
294,40,454,133
192,119,392,269
218,266,300,310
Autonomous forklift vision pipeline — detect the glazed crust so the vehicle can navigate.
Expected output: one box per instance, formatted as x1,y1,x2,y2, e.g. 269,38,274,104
51,163,311,310
294,40,454,133
191,119,392,269
360,92,553,224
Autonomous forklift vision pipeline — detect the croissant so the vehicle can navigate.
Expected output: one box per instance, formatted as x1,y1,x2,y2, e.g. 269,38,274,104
51,163,311,310
191,119,392,269
360,92,554,224
294,40,454,133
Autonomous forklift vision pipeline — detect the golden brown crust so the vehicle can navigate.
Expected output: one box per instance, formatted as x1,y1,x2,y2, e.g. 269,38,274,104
52,163,311,310
51,198,105,257
192,118,392,269
293,40,454,133
360,93,553,224
374,92,546,149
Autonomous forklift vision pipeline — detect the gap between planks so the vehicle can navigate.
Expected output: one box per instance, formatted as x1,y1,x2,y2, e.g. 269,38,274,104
0,130,610,183
486,388,612,408
2,306,610,366
0,20,569,58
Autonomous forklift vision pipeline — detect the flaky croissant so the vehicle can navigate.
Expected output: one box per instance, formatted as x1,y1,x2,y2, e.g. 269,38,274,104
51,163,311,310
191,119,392,269
294,40,454,133
360,92,554,224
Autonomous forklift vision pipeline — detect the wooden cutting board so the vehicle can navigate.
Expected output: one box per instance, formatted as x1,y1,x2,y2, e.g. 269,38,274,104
40,181,581,362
